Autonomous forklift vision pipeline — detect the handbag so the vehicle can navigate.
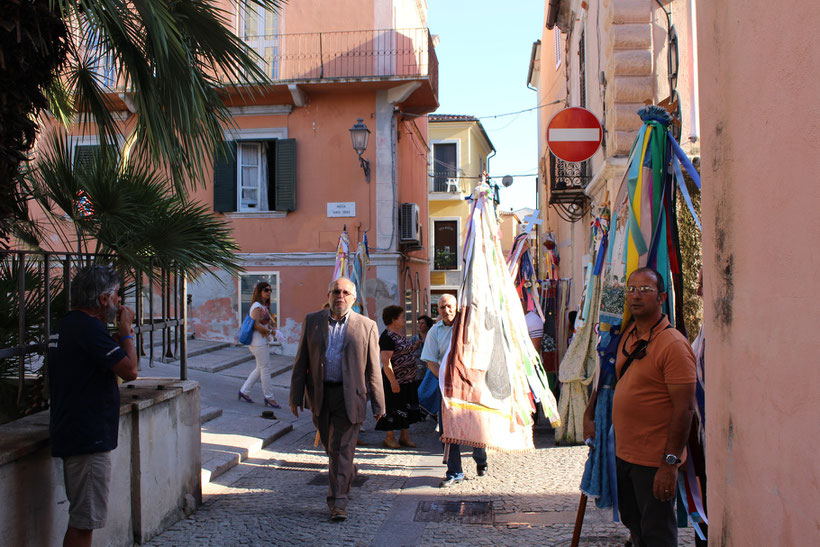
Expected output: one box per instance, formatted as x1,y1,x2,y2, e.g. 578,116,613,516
237,315,255,345
417,368,441,415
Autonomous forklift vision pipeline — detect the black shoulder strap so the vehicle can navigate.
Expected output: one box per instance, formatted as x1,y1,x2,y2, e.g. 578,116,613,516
617,323,675,381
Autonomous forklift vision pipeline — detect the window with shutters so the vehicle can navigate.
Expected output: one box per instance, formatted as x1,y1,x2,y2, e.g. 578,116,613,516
73,144,101,170
213,136,295,215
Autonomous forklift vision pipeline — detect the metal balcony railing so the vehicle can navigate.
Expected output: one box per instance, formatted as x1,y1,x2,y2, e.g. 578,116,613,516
548,154,591,222
84,28,438,97
240,27,438,90
431,169,461,193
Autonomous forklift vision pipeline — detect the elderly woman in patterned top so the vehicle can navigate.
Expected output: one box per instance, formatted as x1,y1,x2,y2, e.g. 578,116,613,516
376,305,423,448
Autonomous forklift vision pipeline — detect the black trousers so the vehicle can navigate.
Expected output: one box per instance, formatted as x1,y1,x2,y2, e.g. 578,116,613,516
313,383,359,509
616,457,677,547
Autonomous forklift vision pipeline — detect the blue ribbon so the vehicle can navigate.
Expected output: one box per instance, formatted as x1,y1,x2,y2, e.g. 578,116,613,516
669,134,701,189
668,131,702,230
593,232,608,276
607,424,620,522
606,208,617,265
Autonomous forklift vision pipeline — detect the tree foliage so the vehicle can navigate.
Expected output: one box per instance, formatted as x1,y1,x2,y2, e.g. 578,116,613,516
1,0,286,243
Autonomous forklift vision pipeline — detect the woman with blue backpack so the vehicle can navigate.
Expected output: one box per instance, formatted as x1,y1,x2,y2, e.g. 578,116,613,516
237,281,281,408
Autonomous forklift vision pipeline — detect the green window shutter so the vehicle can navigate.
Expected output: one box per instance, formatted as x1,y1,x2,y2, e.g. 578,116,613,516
213,141,237,212
73,145,100,171
274,138,296,212
266,142,276,211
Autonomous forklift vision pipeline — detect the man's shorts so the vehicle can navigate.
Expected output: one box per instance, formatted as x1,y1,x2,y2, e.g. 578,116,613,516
62,451,112,530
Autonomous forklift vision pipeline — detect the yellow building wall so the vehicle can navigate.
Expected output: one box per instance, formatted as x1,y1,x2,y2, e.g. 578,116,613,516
428,118,494,302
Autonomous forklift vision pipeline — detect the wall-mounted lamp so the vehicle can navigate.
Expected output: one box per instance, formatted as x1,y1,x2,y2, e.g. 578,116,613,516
349,118,371,182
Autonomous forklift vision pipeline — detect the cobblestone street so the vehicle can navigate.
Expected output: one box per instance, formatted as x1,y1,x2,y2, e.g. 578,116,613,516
146,404,696,547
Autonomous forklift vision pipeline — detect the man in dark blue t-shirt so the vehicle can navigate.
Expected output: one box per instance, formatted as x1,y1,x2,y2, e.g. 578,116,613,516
48,265,138,547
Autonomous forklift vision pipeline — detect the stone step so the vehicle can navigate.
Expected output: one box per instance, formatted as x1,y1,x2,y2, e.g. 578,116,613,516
200,413,293,484
200,405,223,425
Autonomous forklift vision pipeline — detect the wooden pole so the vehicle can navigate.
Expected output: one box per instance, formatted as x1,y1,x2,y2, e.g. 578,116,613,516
570,493,588,547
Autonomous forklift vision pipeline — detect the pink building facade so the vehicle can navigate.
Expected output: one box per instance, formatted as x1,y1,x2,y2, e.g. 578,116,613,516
698,1,820,543
182,1,438,353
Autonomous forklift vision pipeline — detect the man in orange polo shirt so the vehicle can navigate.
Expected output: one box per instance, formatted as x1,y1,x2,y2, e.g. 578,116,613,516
612,267,697,546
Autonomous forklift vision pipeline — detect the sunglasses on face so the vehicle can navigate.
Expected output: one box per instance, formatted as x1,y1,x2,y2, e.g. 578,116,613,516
626,285,658,294
262,288,271,292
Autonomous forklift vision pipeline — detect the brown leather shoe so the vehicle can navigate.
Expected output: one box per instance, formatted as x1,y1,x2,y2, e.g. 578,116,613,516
330,507,347,521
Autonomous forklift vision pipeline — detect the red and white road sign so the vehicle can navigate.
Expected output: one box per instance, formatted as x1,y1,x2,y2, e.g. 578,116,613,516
546,107,603,163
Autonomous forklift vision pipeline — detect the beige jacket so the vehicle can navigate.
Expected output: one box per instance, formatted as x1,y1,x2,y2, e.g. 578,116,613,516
289,309,385,423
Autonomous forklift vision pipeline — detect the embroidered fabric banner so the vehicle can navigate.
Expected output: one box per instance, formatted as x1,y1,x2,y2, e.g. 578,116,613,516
440,184,560,451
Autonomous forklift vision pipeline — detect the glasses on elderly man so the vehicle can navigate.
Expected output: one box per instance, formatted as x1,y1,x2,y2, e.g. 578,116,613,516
626,285,658,294
331,289,354,297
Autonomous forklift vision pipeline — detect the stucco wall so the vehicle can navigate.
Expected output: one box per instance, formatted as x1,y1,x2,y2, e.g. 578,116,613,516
0,380,200,546
698,1,820,544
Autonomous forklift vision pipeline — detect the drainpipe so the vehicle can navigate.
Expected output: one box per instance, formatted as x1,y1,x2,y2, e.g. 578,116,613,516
486,149,496,177
546,0,562,30
689,0,700,142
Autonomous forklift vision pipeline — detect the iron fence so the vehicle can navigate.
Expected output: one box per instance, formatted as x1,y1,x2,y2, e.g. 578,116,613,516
0,251,187,423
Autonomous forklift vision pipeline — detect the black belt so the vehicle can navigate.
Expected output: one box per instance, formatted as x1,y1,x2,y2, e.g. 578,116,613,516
323,381,343,387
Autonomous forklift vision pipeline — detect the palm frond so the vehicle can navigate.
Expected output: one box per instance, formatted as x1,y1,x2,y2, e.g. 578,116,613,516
24,130,242,280
50,0,288,195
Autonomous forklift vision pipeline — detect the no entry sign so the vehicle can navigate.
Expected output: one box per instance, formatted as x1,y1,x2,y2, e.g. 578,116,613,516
547,107,603,163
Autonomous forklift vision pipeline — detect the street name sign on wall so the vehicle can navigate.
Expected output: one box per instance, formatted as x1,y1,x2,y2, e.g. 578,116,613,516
327,202,356,217
547,107,603,163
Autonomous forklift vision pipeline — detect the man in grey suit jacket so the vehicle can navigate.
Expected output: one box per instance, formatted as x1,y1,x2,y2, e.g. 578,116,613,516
289,277,385,521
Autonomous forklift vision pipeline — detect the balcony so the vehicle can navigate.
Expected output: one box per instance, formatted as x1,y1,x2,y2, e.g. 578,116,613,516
85,28,439,111
548,153,591,222
240,28,438,97
430,168,464,194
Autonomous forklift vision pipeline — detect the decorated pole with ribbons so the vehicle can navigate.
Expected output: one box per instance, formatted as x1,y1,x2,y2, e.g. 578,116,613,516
439,181,560,452
331,226,370,315
572,104,706,542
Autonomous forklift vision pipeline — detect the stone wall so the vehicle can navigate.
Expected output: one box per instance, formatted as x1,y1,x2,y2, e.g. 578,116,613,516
0,379,201,546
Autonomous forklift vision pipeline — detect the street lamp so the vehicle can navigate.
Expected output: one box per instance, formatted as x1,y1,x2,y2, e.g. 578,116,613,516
349,118,371,182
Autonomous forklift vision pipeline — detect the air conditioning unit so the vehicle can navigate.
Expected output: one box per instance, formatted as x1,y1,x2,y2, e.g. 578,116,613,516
399,202,422,247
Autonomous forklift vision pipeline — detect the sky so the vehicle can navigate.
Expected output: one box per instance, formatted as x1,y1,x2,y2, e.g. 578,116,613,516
427,1,545,212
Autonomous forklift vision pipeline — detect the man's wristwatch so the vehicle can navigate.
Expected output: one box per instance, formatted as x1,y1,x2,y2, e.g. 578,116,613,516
664,453,682,465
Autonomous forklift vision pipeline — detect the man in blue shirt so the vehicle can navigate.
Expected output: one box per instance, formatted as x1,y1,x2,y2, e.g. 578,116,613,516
48,265,138,547
421,294,488,486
